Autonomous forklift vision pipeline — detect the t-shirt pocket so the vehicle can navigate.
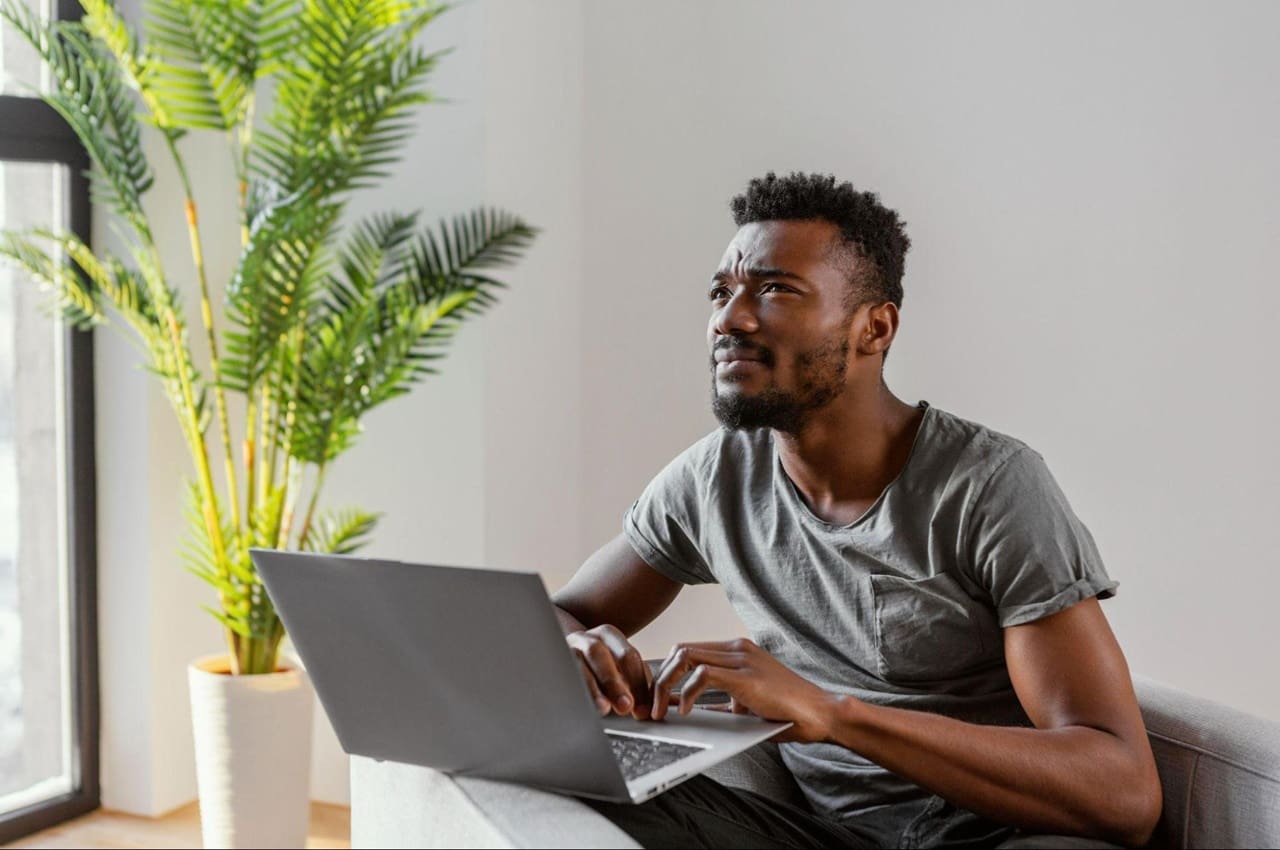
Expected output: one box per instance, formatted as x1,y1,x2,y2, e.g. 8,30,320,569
868,572,998,684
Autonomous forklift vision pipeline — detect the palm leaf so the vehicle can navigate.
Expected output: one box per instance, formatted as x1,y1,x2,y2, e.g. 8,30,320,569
222,192,342,393
142,1,228,131
252,484,288,548
1,230,208,431
405,208,538,297
0,2,154,238
255,0,298,75
303,508,380,554
79,0,192,134
253,0,448,198
327,211,419,311
16,228,162,336
144,0,276,130
181,481,238,595
0,231,103,329
1,0,535,675
183,482,280,640
288,208,534,464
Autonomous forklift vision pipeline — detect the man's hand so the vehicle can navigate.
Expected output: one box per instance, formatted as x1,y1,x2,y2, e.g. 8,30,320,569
566,624,655,718
649,637,836,743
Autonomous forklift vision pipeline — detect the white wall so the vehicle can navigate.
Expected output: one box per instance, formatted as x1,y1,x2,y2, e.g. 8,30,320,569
578,1,1280,722
94,0,1280,819
480,0,585,593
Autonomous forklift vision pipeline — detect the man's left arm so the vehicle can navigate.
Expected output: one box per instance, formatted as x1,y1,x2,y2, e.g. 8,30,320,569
651,598,1162,847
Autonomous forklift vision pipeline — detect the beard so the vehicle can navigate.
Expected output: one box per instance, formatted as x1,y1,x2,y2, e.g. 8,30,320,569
711,334,850,434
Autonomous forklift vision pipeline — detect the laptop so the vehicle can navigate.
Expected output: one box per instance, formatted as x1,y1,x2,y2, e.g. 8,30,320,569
249,549,792,804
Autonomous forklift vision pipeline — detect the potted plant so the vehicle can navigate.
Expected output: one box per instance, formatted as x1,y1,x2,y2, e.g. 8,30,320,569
0,0,535,846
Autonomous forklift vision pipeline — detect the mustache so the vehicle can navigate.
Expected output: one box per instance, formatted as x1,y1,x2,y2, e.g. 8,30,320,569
710,339,775,368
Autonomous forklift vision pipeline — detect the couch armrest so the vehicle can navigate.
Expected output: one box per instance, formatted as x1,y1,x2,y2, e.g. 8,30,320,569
1135,675,1280,849
350,755,641,849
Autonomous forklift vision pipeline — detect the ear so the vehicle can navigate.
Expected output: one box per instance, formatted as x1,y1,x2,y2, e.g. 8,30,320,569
857,301,900,357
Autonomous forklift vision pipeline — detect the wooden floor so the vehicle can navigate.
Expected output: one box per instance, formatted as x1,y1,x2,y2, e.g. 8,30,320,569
4,802,350,849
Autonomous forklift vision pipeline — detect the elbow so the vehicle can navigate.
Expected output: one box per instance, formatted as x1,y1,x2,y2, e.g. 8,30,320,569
1103,764,1163,848
1127,780,1163,849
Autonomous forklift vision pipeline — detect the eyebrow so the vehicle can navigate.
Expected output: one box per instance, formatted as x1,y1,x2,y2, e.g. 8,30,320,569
710,266,810,285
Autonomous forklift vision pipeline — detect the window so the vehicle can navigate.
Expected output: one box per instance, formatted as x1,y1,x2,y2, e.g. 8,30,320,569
0,0,100,842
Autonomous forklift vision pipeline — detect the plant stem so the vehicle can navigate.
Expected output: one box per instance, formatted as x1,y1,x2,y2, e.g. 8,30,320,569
165,134,243,540
237,93,255,249
268,628,283,672
272,321,307,546
244,396,257,537
296,462,328,551
238,628,254,674
163,308,241,674
258,380,273,509
260,333,290,512
135,218,241,671
277,455,302,549
280,320,306,460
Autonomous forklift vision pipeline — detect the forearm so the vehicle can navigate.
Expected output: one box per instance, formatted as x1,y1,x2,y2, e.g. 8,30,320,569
823,696,1157,846
554,604,588,636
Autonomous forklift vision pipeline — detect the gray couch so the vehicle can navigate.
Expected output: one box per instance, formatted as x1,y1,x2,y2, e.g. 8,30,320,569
350,677,1280,848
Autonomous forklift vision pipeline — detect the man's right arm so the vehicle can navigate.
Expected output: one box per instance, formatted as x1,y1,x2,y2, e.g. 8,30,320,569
552,532,683,719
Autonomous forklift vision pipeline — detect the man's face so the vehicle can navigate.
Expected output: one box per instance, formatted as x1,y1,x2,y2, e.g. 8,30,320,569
708,219,862,433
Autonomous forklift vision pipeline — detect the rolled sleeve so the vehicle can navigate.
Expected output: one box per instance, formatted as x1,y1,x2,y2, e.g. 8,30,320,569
964,447,1117,628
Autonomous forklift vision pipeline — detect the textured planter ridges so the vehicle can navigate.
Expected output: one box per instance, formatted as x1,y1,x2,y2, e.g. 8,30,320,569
189,654,314,849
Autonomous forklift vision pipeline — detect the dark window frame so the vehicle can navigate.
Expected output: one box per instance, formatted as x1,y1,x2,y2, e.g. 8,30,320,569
0,0,100,842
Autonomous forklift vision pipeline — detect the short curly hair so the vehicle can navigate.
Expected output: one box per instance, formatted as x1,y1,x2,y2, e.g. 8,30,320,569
730,172,911,311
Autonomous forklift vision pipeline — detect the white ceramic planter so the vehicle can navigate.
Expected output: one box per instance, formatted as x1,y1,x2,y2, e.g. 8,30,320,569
189,654,315,849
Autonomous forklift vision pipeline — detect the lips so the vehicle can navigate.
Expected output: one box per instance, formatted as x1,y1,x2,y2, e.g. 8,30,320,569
712,344,771,375
715,357,767,377
714,348,768,365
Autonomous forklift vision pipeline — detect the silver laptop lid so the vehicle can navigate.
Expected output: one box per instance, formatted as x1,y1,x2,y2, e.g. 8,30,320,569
250,549,629,799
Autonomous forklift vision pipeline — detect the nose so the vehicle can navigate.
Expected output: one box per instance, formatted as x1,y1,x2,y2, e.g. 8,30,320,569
710,290,760,337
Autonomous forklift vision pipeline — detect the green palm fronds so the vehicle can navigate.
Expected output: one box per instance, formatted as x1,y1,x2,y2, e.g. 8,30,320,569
222,195,342,393
303,508,380,555
145,0,272,129
0,230,104,328
1,1,155,239
290,209,535,465
0,0,536,674
254,0,449,197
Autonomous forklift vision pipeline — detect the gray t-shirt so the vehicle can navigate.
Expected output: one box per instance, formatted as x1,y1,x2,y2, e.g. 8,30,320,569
622,400,1117,821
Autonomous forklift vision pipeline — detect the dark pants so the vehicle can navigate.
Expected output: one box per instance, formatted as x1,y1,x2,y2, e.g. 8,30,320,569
583,775,1122,850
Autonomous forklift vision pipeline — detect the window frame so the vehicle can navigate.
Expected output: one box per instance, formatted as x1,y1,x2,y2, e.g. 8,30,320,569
0,0,100,842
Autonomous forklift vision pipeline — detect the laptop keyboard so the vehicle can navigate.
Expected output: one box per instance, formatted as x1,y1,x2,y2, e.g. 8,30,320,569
607,733,705,781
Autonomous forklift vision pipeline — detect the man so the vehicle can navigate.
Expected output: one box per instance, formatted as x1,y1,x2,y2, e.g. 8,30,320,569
552,172,1161,849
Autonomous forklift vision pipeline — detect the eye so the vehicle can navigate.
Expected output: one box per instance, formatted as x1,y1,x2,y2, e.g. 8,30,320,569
762,282,791,294
708,286,729,302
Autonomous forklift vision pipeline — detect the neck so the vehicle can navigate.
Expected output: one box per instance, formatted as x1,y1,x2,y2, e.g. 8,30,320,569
773,382,924,512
